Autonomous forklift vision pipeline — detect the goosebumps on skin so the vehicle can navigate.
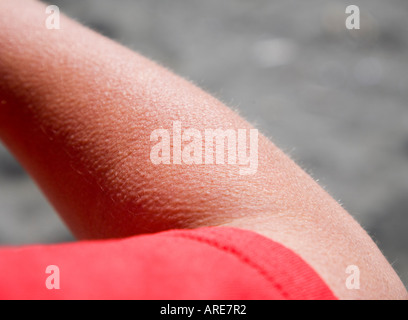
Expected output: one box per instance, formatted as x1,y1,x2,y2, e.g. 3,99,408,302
0,0,406,300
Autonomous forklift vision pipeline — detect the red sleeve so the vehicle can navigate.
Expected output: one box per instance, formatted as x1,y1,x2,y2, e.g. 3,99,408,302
0,227,336,300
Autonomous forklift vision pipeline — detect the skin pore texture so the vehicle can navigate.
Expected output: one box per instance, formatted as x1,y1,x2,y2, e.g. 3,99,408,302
0,0,406,300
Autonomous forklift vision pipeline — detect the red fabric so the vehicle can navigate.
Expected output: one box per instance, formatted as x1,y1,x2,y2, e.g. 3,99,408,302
0,227,336,300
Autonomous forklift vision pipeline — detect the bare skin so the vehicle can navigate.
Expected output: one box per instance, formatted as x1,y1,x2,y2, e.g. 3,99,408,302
0,0,406,299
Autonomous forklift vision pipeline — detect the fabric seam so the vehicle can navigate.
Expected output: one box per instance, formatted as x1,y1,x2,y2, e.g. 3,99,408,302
164,232,293,299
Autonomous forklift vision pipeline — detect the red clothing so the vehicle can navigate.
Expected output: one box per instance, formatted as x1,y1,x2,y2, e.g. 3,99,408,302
0,227,336,300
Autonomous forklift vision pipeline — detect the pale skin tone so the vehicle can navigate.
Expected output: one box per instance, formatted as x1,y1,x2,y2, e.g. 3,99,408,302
0,0,406,300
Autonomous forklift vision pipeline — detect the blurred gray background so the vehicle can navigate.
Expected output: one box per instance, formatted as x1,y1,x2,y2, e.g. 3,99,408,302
0,0,407,287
